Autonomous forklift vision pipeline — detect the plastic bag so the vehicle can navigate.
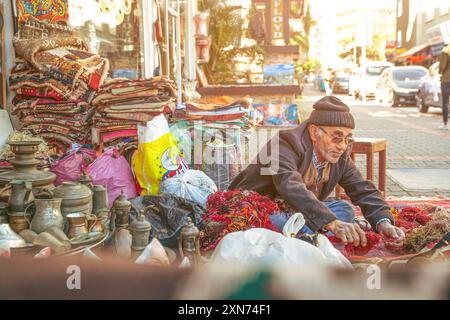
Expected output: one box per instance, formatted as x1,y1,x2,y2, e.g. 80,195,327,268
132,114,189,195
130,194,206,248
159,170,217,207
50,148,96,186
210,213,352,269
203,141,239,191
135,238,170,266
87,147,138,208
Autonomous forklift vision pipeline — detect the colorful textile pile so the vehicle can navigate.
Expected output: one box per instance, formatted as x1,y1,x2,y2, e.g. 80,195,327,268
200,190,280,252
179,96,257,128
91,77,177,150
11,95,95,150
9,18,109,153
17,0,69,24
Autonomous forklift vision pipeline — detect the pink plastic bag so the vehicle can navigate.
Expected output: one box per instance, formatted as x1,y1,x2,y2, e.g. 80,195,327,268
51,148,97,186
87,148,138,208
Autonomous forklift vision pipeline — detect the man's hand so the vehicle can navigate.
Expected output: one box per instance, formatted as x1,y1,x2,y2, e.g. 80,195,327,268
377,220,405,249
324,220,367,247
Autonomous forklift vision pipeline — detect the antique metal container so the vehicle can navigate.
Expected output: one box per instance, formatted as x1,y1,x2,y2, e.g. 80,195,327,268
112,190,131,229
7,212,32,234
130,212,151,251
79,170,94,190
178,217,201,265
53,182,93,218
8,180,33,213
66,213,88,239
92,185,109,216
0,141,56,191
30,198,64,234
0,202,9,224
87,214,104,233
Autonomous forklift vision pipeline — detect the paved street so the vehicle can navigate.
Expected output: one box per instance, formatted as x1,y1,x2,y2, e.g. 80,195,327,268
300,84,450,198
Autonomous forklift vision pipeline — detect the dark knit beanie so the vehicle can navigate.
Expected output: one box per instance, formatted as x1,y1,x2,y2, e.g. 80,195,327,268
309,96,355,129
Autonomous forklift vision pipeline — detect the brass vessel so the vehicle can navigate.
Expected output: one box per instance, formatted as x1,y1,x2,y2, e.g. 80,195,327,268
79,170,94,190
87,214,104,233
92,185,109,216
178,217,201,265
8,211,33,233
66,213,88,239
0,141,56,192
112,190,131,229
30,198,64,234
53,182,93,218
8,180,33,213
130,211,151,251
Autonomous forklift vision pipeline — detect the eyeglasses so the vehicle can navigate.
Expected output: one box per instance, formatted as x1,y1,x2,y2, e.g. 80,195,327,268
318,127,354,145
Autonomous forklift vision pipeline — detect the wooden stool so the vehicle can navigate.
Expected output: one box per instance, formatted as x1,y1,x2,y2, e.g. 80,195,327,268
336,138,387,199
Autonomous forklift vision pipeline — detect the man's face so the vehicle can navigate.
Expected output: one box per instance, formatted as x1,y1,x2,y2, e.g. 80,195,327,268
308,125,353,163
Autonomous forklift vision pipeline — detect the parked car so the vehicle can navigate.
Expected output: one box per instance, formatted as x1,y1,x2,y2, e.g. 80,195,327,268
416,62,442,113
349,61,393,100
331,73,350,94
375,66,427,107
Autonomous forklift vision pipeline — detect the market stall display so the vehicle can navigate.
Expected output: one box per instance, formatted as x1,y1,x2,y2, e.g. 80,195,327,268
92,77,177,151
9,18,108,153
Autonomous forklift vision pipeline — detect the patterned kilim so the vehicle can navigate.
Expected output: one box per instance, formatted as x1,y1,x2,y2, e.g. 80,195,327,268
17,0,69,24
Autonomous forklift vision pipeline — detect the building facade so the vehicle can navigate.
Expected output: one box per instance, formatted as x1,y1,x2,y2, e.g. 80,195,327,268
396,0,450,66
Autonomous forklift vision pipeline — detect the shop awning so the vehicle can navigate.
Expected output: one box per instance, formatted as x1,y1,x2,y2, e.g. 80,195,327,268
396,43,429,60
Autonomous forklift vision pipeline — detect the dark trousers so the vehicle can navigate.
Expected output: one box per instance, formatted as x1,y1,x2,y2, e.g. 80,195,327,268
442,82,450,125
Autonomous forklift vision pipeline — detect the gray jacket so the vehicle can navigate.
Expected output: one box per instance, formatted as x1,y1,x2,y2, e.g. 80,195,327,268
229,121,394,231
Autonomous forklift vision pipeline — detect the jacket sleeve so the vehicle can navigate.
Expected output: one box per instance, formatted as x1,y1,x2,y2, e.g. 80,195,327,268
269,138,336,231
439,51,448,75
338,158,394,229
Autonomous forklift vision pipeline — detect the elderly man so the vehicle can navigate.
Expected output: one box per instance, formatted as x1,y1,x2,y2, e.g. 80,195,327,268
229,96,405,248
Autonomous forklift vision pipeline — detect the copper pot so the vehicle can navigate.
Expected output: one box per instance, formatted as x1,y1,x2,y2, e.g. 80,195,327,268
66,213,88,239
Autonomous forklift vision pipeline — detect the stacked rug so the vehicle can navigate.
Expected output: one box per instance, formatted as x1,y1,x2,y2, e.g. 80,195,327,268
91,77,177,150
10,18,108,153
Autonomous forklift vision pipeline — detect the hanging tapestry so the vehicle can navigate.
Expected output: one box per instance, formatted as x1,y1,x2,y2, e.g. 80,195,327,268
17,0,69,24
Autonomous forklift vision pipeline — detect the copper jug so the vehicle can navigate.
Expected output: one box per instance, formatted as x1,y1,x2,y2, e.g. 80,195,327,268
8,180,33,213
66,213,88,239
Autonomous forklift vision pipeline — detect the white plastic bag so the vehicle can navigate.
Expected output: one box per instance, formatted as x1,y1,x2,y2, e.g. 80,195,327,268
210,213,352,269
158,170,217,207
135,238,170,266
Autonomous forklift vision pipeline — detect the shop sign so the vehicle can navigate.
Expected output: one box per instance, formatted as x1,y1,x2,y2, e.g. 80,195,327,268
272,0,284,44
427,22,450,46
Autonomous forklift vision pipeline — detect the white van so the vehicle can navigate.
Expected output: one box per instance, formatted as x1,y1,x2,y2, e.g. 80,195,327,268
349,61,393,100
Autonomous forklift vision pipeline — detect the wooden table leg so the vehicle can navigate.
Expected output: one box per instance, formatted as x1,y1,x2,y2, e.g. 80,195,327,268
379,149,387,196
366,152,374,181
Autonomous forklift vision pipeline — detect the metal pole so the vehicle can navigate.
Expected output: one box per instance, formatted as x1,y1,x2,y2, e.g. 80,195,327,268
164,0,170,76
176,0,182,104
143,0,155,78
361,0,367,101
